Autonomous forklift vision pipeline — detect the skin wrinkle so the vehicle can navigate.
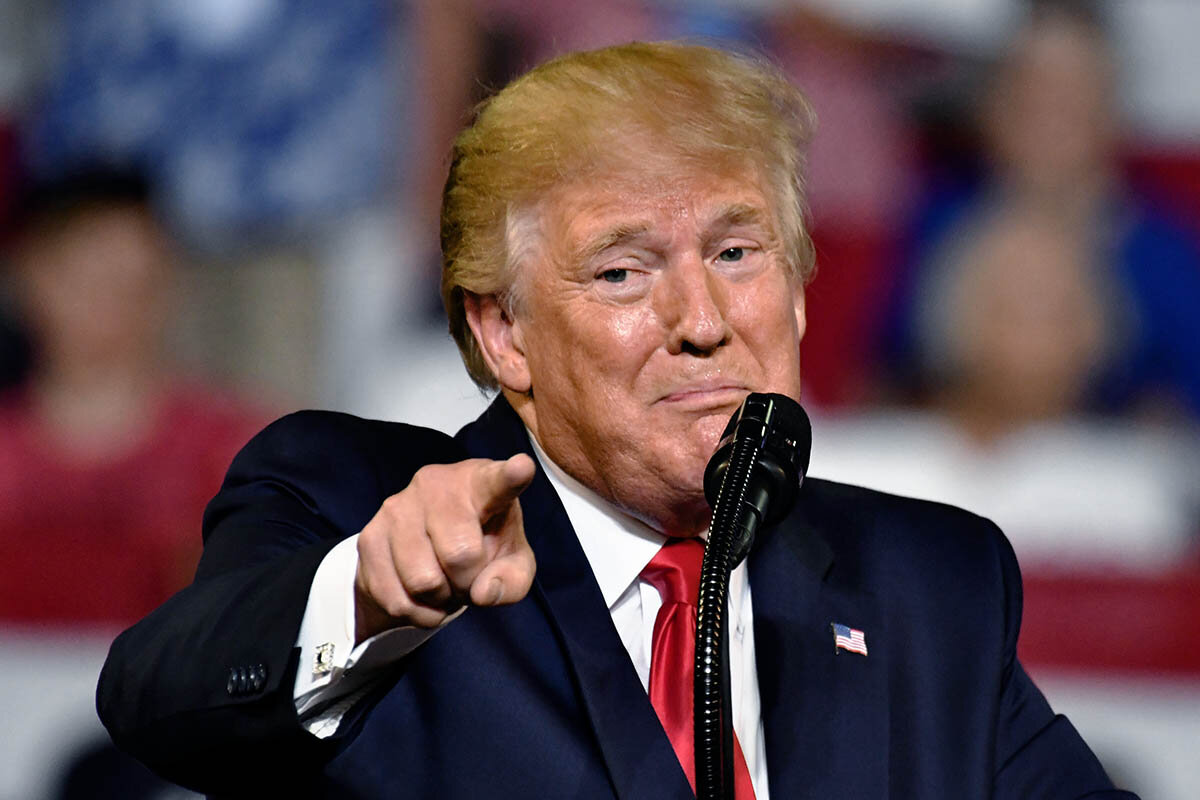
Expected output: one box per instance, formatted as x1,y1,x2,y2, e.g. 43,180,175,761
574,203,778,275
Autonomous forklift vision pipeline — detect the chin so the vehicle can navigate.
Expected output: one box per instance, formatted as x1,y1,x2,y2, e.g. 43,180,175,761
680,434,724,496
693,411,733,453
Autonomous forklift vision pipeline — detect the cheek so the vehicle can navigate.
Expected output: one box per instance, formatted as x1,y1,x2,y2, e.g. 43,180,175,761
733,278,806,393
731,279,800,344
563,304,661,374
527,303,660,400
607,308,651,346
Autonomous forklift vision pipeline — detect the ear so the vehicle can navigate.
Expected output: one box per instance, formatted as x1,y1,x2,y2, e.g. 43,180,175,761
792,281,807,343
463,292,532,393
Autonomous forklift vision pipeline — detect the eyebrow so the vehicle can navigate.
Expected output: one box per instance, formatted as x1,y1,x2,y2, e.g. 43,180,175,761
573,222,652,264
709,203,771,234
570,201,776,264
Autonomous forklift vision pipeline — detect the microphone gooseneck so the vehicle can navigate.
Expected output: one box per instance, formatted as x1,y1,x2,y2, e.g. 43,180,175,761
694,393,811,800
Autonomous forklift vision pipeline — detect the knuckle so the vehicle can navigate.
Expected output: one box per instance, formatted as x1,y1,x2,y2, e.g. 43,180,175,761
380,593,414,621
440,536,484,569
414,462,454,487
361,516,395,547
410,462,475,507
379,492,410,521
409,467,431,490
404,568,447,597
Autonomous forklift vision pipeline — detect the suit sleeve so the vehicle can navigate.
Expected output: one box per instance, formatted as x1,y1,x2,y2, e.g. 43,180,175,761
96,411,465,794
987,526,1140,800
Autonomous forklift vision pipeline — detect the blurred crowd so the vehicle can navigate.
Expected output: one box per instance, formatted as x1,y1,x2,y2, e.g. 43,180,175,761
0,0,1198,798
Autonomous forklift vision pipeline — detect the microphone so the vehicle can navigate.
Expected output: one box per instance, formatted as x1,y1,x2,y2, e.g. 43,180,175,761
694,392,810,800
702,392,811,565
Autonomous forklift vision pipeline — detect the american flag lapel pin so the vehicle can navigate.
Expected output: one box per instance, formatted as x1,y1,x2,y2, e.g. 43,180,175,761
831,622,868,656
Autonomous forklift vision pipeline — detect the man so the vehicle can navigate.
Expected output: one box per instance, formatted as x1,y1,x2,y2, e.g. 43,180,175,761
0,168,266,627
98,42,1135,799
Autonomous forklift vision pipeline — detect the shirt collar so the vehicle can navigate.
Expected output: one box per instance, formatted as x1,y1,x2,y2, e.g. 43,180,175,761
528,433,667,608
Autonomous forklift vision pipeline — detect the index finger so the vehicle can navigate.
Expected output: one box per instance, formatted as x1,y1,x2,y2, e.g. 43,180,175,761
471,453,536,519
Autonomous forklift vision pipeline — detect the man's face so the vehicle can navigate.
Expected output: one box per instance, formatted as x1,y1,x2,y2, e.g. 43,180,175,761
489,166,806,535
17,206,169,367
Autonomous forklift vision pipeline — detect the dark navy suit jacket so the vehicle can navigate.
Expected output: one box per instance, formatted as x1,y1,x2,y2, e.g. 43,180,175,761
98,398,1137,798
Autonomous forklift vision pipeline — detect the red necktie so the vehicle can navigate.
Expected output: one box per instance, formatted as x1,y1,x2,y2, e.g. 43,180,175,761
641,538,757,798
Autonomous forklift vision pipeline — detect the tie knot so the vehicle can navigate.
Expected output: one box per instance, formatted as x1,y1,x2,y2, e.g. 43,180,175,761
640,537,705,607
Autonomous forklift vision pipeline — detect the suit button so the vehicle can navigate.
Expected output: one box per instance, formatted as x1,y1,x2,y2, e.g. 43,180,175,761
251,664,267,692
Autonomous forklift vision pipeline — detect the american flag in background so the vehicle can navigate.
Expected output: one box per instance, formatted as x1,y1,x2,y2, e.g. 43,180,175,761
832,623,868,656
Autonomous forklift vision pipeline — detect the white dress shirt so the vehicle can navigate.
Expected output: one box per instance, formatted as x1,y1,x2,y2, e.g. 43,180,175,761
292,439,770,798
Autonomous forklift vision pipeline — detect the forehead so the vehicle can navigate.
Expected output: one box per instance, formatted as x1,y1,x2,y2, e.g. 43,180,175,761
540,165,777,251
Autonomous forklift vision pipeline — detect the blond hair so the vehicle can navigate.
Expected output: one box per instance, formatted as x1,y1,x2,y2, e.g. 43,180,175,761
441,41,817,389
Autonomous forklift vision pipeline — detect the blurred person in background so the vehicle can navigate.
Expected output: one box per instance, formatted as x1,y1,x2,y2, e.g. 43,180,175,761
828,0,1200,568
916,206,1110,445
0,167,267,627
883,0,1200,421
814,205,1200,570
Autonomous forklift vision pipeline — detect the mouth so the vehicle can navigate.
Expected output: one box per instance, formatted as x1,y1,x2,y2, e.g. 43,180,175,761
657,381,749,410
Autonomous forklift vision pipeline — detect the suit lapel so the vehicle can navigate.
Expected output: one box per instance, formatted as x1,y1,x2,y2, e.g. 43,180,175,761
750,499,890,800
458,399,692,799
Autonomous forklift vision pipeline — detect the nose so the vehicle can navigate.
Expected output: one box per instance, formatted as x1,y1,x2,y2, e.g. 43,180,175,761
659,255,731,356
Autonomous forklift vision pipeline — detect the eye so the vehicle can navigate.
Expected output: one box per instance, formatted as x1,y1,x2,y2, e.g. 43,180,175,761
717,247,744,262
599,268,628,283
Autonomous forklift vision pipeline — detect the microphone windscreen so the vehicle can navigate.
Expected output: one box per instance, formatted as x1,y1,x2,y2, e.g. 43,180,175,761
703,392,811,521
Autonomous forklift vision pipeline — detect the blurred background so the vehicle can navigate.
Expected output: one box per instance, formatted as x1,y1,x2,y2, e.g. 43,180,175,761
0,0,1196,797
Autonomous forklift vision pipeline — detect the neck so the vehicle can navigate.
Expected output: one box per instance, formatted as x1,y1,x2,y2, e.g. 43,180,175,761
938,384,1068,448
31,357,164,460
1003,167,1115,224
509,388,712,538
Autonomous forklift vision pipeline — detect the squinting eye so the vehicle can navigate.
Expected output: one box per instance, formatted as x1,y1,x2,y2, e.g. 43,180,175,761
600,269,628,283
718,247,744,262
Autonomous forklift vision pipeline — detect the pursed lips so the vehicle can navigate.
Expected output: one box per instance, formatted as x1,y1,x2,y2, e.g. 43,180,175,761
656,381,749,406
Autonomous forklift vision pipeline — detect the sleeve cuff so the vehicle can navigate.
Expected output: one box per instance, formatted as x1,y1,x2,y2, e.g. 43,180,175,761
292,534,463,734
